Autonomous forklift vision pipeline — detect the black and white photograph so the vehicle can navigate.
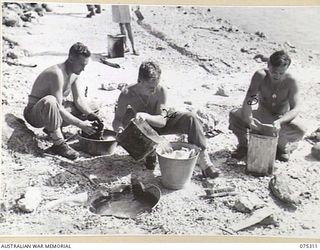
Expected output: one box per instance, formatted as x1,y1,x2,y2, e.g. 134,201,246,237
1,1,320,239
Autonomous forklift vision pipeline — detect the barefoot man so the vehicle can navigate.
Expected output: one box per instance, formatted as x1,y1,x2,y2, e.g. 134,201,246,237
23,42,101,160
229,50,305,162
112,61,220,178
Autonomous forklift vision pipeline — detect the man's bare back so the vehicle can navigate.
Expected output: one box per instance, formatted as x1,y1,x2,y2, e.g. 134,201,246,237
30,63,77,103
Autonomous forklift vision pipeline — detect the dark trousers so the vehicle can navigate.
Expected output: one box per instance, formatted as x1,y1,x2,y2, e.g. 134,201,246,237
153,112,207,150
229,107,305,152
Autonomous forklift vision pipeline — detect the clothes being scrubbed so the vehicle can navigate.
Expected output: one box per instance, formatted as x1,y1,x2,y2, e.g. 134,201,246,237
162,147,197,159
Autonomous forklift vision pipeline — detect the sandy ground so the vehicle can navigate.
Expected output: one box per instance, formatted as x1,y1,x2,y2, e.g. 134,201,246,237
1,4,320,237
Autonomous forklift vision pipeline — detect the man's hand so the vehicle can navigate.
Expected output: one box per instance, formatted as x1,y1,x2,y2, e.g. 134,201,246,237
135,112,150,122
247,117,260,131
115,127,124,137
272,120,281,132
157,140,173,154
80,120,97,135
87,113,103,123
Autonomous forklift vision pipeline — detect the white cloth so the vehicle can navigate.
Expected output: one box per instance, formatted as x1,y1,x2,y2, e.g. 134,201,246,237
112,5,131,23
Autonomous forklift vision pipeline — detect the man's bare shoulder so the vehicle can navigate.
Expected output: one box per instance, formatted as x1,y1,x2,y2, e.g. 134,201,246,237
254,69,267,78
283,73,298,88
39,64,63,79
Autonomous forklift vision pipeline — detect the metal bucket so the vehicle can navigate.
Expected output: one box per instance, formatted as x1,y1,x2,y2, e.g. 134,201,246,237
247,132,278,176
116,118,164,161
156,142,200,190
107,34,125,58
78,129,117,156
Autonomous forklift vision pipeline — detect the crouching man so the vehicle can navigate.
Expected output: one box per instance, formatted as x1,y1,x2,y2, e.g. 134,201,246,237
229,50,305,162
112,61,220,178
23,42,101,160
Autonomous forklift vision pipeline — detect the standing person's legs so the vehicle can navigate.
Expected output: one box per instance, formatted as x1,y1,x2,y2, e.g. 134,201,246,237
94,5,101,14
124,23,139,55
86,5,95,18
119,23,128,52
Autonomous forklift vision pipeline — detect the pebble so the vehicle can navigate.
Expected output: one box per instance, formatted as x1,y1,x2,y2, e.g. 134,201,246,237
17,187,42,213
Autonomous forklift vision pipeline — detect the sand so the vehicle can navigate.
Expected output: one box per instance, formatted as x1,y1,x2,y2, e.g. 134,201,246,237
1,3,320,237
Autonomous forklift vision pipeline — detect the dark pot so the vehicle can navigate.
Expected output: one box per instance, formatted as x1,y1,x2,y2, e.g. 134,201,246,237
78,129,117,156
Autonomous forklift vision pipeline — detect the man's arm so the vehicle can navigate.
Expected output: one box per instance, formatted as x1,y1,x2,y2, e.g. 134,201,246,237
71,78,95,115
112,92,128,132
50,73,95,134
136,87,168,128
241,70,264,123
273,78,300,128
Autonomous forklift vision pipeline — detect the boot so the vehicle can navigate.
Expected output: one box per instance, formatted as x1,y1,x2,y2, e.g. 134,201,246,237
145,153,157,170
276,147,290,162
49,142,79,160
231,146,247,160
198,150,220,179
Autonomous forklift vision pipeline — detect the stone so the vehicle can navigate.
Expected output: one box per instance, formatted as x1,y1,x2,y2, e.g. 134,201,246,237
311,142,320,160
230,207,274,232
233,193,264,213
269,173,300,207
184,101,192,105
215,87,229,97
2,9,21,27
17,187,42,213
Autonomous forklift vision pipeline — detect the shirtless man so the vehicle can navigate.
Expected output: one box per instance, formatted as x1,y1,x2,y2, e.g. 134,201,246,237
229,50,305,162
112,61,220,178
23,42,101,160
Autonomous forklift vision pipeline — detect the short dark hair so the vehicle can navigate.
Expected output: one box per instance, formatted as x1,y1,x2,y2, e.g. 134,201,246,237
138,61,161,81
69,42,91,58
269,50,291,67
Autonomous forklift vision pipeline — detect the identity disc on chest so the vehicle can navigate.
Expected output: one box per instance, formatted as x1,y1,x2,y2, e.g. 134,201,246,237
272,93,277,99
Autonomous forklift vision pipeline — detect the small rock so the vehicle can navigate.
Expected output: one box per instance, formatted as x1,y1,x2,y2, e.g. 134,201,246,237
233,193,264,213
269,173,300,207
215,87,229,97
284,41,295,48
201,84,210,89
311,142,320,160
7,52,18,59
184,101,192,105
100,83,116,91
254,54,269,63
17,187,42,213
255,31,267,38
3,9,21,27
301,224,311,230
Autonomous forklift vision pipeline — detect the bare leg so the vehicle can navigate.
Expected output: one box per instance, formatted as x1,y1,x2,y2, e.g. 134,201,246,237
119,23,128,51
125,23,139,55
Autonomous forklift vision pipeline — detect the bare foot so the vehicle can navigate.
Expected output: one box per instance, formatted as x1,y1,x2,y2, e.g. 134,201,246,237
133,49,139,56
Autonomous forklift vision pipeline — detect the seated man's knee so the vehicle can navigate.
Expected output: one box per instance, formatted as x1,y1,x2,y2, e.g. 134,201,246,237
42,95,60,112
183,112,198,122
229,108,240,128
43,95,58,106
